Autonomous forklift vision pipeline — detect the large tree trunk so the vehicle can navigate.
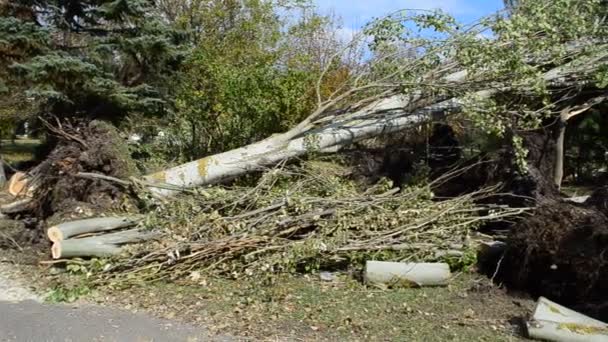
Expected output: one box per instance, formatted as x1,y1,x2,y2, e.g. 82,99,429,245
142,61,589,197
143,102,441,197
553,96,607,190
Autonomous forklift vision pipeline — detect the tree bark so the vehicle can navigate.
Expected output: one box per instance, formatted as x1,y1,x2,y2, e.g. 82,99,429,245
50,228,160,259
527,297,608,342
553,96,607,190
142,61,599,197
364,261,451,286
69,228,161,245
47,216,143,242
0,198,33,214
51,240,122,259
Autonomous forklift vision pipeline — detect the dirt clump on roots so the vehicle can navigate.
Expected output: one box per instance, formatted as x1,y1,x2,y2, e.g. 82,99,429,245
585,185,608,216
428,130,559,211
499,199,608,320
25,120,140,238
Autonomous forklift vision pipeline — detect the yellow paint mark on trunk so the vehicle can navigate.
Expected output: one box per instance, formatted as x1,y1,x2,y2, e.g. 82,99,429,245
558,323,608,335
148,171,167,183
197,158,210,177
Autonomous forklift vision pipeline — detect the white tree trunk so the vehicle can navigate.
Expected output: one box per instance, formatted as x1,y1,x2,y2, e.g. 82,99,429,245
143,61,578,197
47,216,142,242
50,229,160,259
364,261,451,286
527,297,608,342
52,240,122,259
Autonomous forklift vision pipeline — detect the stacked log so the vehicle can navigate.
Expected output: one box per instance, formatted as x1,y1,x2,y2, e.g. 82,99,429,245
46,216,160,259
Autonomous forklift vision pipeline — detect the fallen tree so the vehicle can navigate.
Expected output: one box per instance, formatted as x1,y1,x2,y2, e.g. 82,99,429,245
143,57,606,197
141,4,608,196
2,4,607,306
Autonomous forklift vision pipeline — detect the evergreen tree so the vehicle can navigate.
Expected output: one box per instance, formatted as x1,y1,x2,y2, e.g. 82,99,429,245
0,0,187,124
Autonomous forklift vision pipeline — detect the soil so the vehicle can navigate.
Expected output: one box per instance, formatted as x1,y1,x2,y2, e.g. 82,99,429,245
430,130,560,207
11,120,140,241
586,185,608,216
500,198,608,321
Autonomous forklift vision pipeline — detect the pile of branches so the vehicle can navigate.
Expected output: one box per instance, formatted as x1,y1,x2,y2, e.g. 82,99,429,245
95,161,528,282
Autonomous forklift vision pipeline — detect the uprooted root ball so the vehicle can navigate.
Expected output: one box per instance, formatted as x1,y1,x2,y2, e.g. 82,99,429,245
31,120,139,226
500,201,608,320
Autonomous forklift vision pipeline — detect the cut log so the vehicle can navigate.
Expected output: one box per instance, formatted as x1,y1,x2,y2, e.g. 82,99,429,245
0,197,34,214
51,240,122,259
46,216,142,243
50,228,160,259
7,172,33,197
527,297,608,342
364,261,451,287
72,228,161,245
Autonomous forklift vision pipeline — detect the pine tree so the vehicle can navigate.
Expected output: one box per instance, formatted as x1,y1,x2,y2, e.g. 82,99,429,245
0,0,187,123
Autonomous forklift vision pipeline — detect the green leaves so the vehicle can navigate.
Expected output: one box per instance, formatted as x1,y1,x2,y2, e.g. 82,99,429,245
596,65,608,88
453,0,608,145
164,1,343,160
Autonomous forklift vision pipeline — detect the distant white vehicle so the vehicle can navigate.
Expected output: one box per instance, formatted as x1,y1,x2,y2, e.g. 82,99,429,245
128,131,166,144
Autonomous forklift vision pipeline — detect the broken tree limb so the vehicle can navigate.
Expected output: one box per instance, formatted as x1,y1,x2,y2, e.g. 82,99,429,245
51,240,122,259
46,216,143,243
364,261,451,287
0,197,34,214
527,297,608,342
565,196,591,204
143,57,589,197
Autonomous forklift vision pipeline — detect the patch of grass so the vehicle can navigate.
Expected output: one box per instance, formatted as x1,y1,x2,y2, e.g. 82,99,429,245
1,138,41,164
561,184,595,197
45,284,92,303
92,272,532,341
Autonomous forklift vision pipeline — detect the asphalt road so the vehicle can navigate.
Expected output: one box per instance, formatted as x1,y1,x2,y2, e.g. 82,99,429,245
0,300,229,342
0,262,233,342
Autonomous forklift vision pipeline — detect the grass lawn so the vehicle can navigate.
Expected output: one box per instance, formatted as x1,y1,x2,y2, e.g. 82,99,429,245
1,138,41,164
65,271,534,341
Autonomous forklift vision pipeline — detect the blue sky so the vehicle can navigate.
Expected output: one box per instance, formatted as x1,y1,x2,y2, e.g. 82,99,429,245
314,0,504,32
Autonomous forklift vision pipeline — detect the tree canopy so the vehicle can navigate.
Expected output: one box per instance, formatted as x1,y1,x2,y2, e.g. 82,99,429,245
1,0,606,179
